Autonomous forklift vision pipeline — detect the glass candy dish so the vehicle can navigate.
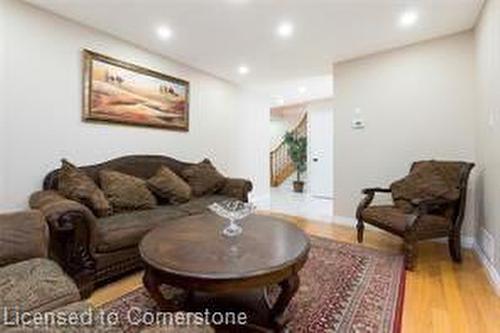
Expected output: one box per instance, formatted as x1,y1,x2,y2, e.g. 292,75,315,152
208,200,256,237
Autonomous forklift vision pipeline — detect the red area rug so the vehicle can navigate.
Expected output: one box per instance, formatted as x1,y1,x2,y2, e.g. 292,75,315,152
99,236,405,332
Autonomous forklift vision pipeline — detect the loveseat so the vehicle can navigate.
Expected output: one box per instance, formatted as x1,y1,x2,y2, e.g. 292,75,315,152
29,155,253,297
0,210,214,332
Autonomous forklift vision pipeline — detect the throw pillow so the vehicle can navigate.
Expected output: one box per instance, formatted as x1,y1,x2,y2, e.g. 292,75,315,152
390,162,460,213
58,159,112,217
99,170,157,212
147,166,192,203
180,159,226,197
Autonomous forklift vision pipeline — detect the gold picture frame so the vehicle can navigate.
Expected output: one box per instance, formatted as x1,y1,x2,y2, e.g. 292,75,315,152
82,49,189,131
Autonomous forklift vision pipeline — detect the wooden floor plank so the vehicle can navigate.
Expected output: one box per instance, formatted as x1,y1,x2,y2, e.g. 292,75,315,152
89,213,500,332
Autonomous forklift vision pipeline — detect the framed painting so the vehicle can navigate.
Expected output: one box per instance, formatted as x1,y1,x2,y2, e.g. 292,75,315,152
82,50,189,131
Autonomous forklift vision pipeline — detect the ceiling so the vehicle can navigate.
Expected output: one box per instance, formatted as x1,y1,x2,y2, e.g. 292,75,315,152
26,0,484,106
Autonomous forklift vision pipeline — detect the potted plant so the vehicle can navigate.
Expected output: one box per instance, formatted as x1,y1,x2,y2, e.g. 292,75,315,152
283,131,307,193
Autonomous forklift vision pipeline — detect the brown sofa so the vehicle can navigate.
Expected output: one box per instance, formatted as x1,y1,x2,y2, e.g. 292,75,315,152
29,155,253,298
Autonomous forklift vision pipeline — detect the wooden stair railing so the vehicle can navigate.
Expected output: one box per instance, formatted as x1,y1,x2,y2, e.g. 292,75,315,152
270,111,307,187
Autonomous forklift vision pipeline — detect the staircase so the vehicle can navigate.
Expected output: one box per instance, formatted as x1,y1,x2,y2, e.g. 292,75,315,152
270,110,307,187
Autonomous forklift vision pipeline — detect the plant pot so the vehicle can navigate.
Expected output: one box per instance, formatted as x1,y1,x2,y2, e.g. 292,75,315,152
293,181,305,193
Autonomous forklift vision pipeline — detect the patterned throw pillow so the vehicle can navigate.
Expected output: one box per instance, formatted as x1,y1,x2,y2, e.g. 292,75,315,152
390,162,460,213
99,170,157,212
58,159,112,217
180,159,226,197
147,166,192,204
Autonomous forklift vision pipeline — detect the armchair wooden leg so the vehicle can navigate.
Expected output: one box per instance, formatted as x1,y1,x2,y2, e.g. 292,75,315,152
448,232,462,263
404,236,416,271
356,219,365,243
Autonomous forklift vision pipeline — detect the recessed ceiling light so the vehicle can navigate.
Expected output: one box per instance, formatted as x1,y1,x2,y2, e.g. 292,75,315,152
238,65,250,75
277,21,294,38
399,10,419,27
298,86,307,94
157,26,173,40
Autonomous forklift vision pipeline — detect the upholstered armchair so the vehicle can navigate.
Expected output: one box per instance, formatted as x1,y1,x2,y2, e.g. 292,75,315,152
356,160,474,270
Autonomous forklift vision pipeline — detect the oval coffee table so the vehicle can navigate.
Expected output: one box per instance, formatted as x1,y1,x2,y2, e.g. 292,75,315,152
139,213,310,332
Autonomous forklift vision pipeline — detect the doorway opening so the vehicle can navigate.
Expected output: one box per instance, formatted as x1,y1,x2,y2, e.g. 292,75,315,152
267,98,334,222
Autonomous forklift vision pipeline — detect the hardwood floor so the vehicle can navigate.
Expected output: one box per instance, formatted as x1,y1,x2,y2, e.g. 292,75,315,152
89,212,500,333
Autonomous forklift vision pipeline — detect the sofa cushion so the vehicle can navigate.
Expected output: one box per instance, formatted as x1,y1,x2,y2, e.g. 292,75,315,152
361,205,449,236
176,195,228,215
147,166,192,203
180,159,226,197
99,170,157,212
58,159,112,217
0,258,80,317
95,205,188,253
0,210,48,267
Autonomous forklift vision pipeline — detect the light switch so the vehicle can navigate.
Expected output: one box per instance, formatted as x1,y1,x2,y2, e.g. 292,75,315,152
352,108,365,129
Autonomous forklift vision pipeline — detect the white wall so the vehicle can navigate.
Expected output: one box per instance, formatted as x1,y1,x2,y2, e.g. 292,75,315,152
233,90,270,202
1,0,269,210
475,0,500,274
270,104,303,148
333,32,477,236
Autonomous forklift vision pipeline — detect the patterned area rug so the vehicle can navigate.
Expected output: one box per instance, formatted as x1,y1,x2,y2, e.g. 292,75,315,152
98,236,405,333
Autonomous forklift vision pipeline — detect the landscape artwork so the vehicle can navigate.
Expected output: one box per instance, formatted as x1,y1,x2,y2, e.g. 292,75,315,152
83,50,189,131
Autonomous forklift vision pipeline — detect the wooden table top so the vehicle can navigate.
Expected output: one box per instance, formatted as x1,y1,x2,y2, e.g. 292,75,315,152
139,213,310,280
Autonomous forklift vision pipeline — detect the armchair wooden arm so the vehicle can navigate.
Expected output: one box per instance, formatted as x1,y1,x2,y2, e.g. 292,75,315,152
356,187,391,219
355,187,391,242
361,187,391,194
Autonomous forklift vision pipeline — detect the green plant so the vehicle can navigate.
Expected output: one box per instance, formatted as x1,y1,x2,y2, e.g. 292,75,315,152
283,131,307,182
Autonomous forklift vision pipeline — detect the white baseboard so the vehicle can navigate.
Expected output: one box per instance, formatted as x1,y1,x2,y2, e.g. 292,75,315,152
333,215,356,226
250,194,271,210
474,242,500,296
433,236,475,249
333,215,378,231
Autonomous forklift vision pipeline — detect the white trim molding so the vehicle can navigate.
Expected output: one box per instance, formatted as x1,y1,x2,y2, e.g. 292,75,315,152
250,194,271,209
334,215,380,231
474,242,500,296
433,236,475,249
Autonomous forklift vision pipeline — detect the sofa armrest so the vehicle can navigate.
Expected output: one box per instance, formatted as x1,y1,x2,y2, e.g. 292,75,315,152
29,191,97,297
219,178,253,202
0,210,48,267
30,190,94,227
